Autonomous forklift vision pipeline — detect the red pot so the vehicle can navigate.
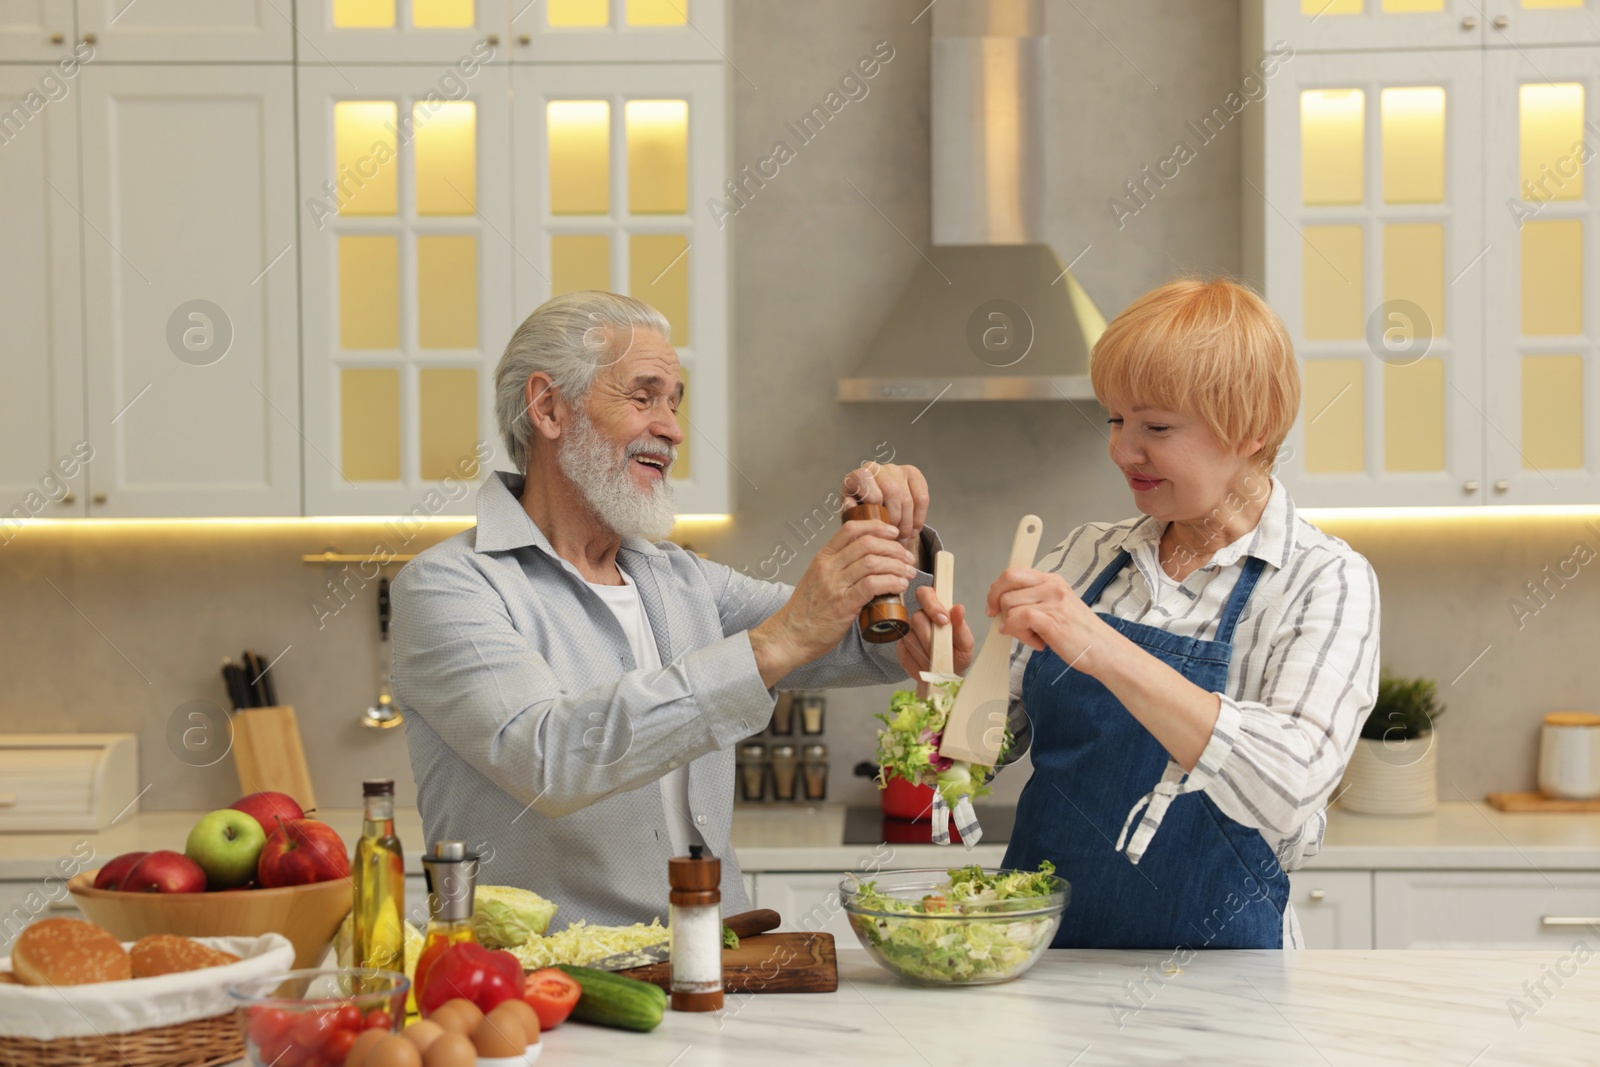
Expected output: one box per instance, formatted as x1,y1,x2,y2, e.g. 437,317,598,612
882,776,936,821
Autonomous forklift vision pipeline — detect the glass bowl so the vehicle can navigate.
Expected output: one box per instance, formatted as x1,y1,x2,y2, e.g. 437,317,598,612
839,868,1069,986
227,967,408,1067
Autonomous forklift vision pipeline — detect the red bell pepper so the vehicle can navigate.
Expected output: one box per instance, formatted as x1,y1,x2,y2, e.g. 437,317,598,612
419,942,526,1016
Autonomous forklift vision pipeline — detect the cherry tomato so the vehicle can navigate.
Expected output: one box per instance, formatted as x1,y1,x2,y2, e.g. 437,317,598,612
521,968,581,1030
331,1003,362,1033
294,1012,333,1053
248,1006,294,1048
321,1028,357,1064
363,1008,392,1031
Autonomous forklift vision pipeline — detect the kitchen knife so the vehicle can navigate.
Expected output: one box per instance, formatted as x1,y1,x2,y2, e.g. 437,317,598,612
221,659,250,711
584,909,782,972
258,650,278,706
243,650,272,707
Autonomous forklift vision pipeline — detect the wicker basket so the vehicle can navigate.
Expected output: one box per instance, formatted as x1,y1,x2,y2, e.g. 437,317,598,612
0,1009,241,1067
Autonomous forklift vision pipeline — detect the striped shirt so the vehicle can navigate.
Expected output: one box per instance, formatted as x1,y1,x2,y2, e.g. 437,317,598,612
1005,476,1381,946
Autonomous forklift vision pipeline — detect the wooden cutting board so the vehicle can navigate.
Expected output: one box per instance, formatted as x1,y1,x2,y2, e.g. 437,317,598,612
1487,791,1600,812
617,931,837,994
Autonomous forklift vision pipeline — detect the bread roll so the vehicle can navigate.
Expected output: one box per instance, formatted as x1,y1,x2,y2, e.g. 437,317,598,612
12,919,131,986
130,934,240,977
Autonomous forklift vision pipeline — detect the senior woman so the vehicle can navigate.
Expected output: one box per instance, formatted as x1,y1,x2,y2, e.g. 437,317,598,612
989,278,1380,950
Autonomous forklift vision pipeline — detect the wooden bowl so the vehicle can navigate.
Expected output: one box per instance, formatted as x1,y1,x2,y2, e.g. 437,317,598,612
67,871,352,968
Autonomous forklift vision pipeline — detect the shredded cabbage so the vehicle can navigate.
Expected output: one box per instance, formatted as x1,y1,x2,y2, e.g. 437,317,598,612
506,919,669,969
873,679,1009,806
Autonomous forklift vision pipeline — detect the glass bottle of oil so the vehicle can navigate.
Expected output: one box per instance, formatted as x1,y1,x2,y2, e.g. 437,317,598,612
353,779,405,974
414,841,479,1008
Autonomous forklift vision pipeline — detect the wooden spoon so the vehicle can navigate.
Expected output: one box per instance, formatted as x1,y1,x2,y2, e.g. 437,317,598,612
917,550,956,700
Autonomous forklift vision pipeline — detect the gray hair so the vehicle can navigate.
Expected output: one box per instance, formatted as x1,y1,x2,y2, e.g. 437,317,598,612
494,291,672,471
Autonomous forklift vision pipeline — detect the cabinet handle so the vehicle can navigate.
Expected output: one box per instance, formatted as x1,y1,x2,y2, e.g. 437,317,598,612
81,32,96,44
1541,916,1600,927
1308,889,1326,902
60,492,75,505
1493,15,1509,29
1463,480,1479,493
50,32,65,44
1461,15,1477,29
485,33,499,45
1494,479,1509,492
92,492,107,505
518,33,531,45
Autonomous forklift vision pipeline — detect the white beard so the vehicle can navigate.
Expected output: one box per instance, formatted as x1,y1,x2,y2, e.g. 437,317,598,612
557,409,678,541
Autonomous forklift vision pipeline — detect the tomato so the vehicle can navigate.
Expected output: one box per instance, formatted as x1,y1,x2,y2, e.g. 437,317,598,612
330,1003,362,1033
321,1028,357,1064
521,968,581,1030
363,1009,392,1031
248,1007,294,1048
294,1012,334,1053
419,943,525,1016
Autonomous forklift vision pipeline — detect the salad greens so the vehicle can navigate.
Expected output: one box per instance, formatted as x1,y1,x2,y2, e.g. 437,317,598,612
873,680,1009,806
847,863,1064,984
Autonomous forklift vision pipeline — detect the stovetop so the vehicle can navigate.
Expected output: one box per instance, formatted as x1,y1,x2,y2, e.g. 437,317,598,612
841,805,1015,846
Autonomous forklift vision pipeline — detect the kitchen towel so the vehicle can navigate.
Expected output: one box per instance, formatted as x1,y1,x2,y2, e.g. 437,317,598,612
929,791,983,849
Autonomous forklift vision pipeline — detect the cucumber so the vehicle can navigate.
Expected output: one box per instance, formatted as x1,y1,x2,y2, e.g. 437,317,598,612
556,964,668,1032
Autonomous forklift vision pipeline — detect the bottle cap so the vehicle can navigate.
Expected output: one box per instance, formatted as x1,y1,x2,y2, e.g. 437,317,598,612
362,779,395,797
421,840,479,921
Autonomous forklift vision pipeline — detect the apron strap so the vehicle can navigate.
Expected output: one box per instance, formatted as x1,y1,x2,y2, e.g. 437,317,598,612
1212,555,1269,646
1080,549,1133,609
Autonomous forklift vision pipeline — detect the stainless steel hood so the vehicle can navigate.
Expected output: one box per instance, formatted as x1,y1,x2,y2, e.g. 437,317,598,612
839,0,1106,403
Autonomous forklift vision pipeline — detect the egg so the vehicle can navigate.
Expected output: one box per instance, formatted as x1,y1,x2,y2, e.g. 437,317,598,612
474,1006,529,1058
487,999,540,1045
422,1031,477,1067
362,1034,423,1067
401,1019,446,1055
344,1028,390,1067
429,998,483,1035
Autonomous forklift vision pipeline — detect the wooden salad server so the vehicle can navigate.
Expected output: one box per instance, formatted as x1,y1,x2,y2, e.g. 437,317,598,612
917,550,957,700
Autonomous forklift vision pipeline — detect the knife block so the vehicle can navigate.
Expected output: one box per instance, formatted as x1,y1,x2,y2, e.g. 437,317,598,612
230,705,317,811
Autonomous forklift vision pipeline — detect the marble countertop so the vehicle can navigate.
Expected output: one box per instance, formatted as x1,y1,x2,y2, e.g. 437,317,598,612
3,801,1598,881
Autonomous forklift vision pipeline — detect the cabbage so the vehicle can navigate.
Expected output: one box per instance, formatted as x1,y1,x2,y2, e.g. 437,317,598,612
506,920,669,969
471,885,559,949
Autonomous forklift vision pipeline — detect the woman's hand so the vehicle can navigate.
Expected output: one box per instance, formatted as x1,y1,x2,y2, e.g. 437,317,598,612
896,586,976,679
986,568,1109,673
842,463,929,558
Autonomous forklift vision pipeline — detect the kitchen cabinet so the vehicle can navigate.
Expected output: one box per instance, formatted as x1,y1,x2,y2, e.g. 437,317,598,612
0,0,75,62
1250,0,1486,53
297,63,513,515
748,871,857,941
1374,870,1600,947
511,61,730,515
78,64,303,517
0,64,88,522
1289,870,1373,949
75,0,294,62
512,0,728,64
297,0,505,66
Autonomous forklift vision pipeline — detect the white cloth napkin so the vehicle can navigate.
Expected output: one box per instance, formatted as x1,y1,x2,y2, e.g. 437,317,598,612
929,790,983,849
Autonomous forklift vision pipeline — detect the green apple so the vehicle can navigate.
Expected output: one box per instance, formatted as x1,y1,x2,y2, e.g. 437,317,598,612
185,808,266,889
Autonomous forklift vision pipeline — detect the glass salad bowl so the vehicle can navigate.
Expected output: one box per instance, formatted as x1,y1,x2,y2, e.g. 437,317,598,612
839,867,1069,986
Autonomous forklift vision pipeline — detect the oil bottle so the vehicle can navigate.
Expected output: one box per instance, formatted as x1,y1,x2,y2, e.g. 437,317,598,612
352,779,405,974
414,840,480,1009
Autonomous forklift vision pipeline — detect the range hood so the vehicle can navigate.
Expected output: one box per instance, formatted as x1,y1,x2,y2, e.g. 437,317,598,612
839,0,1106,403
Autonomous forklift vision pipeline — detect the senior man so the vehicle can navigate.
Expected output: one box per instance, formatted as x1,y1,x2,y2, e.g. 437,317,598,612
392,291,972,926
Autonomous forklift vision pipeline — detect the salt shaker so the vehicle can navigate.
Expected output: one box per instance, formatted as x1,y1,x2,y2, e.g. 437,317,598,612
668,844,723,1012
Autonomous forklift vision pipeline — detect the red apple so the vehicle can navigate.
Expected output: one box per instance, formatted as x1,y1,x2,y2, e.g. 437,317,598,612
229,791,307,838
92,851,150,891
122,850,207,893
257,818,349,888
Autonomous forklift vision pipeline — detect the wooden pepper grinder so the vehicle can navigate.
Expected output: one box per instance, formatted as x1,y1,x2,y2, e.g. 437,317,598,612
668,845,723,1012
840,502,911,643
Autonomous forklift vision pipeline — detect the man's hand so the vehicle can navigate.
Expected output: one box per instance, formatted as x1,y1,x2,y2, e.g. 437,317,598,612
986,567,1109,676
895,585,976,680
842,463,929,557
749,517,917,687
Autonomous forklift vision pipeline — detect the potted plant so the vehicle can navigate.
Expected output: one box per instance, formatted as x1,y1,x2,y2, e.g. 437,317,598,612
1337,670,1446,816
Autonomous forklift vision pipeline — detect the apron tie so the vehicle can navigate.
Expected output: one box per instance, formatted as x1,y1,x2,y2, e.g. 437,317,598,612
1114,768,1187,865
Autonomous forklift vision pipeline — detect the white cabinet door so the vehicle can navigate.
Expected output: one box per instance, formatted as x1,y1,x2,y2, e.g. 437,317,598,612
1483,47,1600,504
1290,870,1373,949
751,872,857,942
1375,870,1600,947
511,62,730,515
298,64,512,515
0,0,75,62
0,66,88,525
78,65,302,517
1249,0,1485,54
1483,0,1600,47
76,0,294,62
296,0,505,65
514,0,726,63
1263,49,1488,507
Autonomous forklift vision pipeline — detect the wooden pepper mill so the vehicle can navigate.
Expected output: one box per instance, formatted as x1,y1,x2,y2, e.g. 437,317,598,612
840,502,911,643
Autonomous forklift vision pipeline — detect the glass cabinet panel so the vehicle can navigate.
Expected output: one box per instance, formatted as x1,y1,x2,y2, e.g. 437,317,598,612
339,236,400,349
341,368,401,480
1381,87,1444,203
1305,0,1362,13
1303,360,1366,473
552,234,612,295
414,101,476,215
1302,89,1365,205
1383,223,1445,339
1383,0,1443,10
1521,355,1584,468
626,100,688,214
549,101,611,214
1522,219,1584,336
549,0,610,27
416,236,479,349
412,0,475,27
1520,83,1584,202
419,368,479,479
1383,359,1446,471
1302,225,1365,340
630,234,690,344
629,0,689,25
335,102,399,216
334,0,395,28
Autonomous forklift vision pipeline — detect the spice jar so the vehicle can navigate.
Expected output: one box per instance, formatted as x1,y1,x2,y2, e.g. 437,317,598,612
667,844,723,1012
770,743,799,801
798,692,826,735
769,692,796,735
737,742,769,802
801,743,828,801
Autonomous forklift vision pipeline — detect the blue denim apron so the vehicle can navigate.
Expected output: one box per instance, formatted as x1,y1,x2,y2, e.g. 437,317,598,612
1001,548,1289,949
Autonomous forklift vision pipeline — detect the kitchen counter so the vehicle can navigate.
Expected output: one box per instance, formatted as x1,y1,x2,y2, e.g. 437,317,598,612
2,802,1599,881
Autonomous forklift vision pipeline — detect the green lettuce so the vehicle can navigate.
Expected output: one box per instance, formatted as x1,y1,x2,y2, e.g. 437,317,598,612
873,680,1008,806
472,884,559,949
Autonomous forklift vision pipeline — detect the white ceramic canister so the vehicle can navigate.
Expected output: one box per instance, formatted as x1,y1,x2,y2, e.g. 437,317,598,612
1538,712,1600,800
